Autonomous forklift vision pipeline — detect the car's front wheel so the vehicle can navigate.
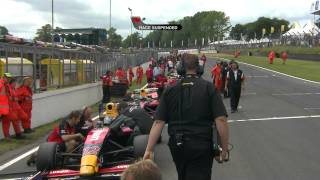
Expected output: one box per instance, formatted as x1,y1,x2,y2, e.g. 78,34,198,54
36,142,58,171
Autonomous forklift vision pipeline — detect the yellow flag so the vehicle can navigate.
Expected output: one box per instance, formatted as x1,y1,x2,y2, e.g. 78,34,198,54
262,28,266,36
281,25,285,32
271,26,275,34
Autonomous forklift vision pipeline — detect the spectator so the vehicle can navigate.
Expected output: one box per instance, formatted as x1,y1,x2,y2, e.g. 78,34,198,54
121,160,162,180
15,77,34,134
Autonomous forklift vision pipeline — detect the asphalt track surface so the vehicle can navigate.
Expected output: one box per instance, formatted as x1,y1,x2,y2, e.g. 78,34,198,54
1,57,320,179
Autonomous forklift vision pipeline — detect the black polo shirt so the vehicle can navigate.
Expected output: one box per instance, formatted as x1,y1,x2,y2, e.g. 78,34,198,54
155,76,227,139
121,106,154,134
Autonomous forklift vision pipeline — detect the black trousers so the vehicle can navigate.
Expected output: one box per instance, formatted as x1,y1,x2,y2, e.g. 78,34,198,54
169,137,214,180
230,87,241,110
102,85,111,103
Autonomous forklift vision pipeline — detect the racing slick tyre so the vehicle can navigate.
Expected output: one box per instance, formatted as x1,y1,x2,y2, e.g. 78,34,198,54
133,135,149,158
36,142,58,171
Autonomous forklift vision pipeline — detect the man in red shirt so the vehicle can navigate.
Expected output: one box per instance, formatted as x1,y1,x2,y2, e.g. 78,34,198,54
115,67,126,80
146,64,153,83
155,70,167,97
47,110,84,152
268,50,275,64
136,65,144,85
16,77,33,133
281,51,287,64
211,62,222,92
100,71,113,103
128,66,134,86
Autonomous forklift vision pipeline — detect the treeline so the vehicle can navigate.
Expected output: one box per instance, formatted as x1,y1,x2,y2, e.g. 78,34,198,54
229,17,290,40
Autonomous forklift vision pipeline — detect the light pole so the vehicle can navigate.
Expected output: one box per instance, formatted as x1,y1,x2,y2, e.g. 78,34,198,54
109,0,111,30
141,17,146,48
128,7,133,47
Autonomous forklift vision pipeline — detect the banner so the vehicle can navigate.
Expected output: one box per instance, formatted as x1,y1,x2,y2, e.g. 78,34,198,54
262,28,266,36
281,25,285,32
270,26,275,34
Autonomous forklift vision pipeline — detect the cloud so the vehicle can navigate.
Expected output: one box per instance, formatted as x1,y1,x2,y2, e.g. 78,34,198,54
1,0,316,39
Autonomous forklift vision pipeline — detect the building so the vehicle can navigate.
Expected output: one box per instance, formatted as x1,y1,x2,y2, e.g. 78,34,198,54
311,0,320,27
54,28,107,46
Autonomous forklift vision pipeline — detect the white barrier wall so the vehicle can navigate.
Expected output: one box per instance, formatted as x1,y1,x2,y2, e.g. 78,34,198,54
0,82,102,139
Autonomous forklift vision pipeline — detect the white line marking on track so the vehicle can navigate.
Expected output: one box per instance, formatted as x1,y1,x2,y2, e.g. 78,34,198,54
304,108,320,110
246,75,269,78
216,57,320,85
228,115,320,123
0,146,39,171
272,92,320,96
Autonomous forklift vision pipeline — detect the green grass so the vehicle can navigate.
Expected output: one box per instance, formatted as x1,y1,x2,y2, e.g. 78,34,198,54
128,76,147,92
208,53,320,82
224,45,320,55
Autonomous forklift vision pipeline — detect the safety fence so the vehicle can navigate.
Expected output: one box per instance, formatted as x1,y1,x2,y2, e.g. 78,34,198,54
0,43,156,93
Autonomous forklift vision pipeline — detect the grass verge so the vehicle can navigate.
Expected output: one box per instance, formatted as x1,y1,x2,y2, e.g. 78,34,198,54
207,53,320,82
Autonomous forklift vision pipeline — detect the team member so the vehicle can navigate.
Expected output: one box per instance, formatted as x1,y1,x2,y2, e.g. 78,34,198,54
101,71,113,103
281,51,287,64
225,61,245,113
128,66,134,86
10,78,30,134
211,61,222,92
144,54,229,180
199,54,207,67
76,106,94,136
146,64,153,83
16,77,34,133
116,67,126,80
155,70,167,98
268,50,275,64
1,73,25,139
136,65,144,85
47,110,84,152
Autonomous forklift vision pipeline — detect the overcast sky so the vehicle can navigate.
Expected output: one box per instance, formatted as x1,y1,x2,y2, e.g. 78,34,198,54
0,0,316,39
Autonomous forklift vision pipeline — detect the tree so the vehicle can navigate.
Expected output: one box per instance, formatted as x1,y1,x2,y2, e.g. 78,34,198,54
107,27,122,48
142,11,231,48
230,24,246,40
0,26,9,35
122,32,141,48
34,24,52,42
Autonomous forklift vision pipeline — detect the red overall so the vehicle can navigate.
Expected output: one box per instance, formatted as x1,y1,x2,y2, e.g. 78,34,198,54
136,67,143,85
128,67,134,86
16,85,33,130
268,51,275,64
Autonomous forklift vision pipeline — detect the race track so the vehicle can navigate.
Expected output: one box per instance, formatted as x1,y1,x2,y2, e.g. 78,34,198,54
1,57,320,180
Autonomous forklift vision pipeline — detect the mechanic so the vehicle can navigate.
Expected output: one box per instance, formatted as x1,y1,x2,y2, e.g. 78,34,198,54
136,65,144,85
268,50,275,64
144,54,229,180
121,159,162,180
225,61,245,113
117,101,153,135
128,66,134,86
101,71,113,103
146,64,153,83
47,110,84,152
16,76,34,133
76,106,94,136
1,73,25,139
116,67,126,80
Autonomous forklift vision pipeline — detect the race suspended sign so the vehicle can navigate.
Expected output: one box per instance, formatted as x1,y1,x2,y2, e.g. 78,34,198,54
131,16,182,31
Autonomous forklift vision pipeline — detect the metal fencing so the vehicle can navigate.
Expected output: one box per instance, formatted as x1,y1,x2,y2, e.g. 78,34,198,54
0,43,156,93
